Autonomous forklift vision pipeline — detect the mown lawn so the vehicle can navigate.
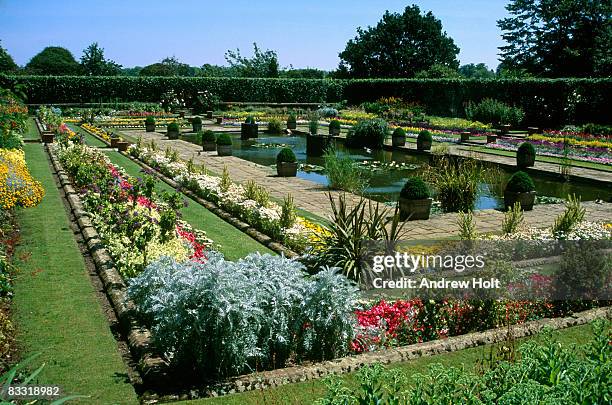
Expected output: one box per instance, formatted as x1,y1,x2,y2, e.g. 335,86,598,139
13,143,138,403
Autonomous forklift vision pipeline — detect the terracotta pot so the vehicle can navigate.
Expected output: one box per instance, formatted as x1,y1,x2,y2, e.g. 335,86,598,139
217,144,232,156
116,141,129,152
277,161,298,177
504,190,536,211
42,133,55,144
306,134,332,157
392,134,406,147
145,123,156,132
202,141,216,152
241,123,259,139
399,197,432,221
416,139,431,151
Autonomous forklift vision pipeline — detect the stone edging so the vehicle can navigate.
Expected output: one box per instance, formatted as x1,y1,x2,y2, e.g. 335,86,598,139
79,124,300,258
44,144,171,386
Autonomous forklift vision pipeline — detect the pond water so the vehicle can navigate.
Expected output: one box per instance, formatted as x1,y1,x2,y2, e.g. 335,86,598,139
187,132,608,210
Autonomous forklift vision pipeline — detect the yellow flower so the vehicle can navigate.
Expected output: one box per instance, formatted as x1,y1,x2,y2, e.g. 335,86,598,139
0,149,45,209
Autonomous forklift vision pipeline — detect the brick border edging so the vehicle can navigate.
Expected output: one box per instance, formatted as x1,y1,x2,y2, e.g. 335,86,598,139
42,145,612,400
44,145,171,386
79,124,300,259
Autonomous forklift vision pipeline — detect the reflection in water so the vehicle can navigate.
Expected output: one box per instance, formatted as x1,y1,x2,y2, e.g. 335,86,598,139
198,132,608,210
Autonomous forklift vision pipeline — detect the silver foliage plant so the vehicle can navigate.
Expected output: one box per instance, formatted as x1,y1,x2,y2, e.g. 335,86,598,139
127,253,359,378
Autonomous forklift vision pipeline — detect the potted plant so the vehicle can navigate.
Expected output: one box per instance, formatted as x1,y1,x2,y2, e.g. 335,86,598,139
392,127,406,147
192,116,203,133
399,177,432,221
416,129,432,151
206,111,214,119
486,133,497,143
110,132,120,148
216,116,223,125
145,116,156,132
240,116,258,139
276,148,298,177
504,171,536,211
329,119,341,136
167,122,180,139
516,142,536,168
287,113,297,130
216,133,233,156
42,132,55,143
201,130,216,152
116,140,130,152
460,131,470,142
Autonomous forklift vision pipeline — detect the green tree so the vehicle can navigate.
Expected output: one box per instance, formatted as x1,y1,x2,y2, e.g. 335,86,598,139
121,66,143,76
80,42,122,76
198,63,237,77
140,56,195,77
338,5,459,78
225,43,280,78
415,64,462,78
498,0,612,77
0,41,18,74
25,46,82,75
458,63,496,79
281,67,328,79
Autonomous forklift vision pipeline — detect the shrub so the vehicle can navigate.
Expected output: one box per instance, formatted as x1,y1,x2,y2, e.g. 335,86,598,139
317,106,338,118
465,98,524,127
309,117,319,135
517,142,536,168
127,254,358,377
417,129,432,142
287,113,297,124
505,171,535,193
201,130,216,143
216,133,232,146
400,177,430,200
267,118,283,134
167,122,179,132
329,120,341,132
324,148,369,193
346,118,389,149
277,147,297,163
245,115,256,124
551,194,585,235
392,127,406,138
145,116,155,125
502,202,524,234
192,116,202,125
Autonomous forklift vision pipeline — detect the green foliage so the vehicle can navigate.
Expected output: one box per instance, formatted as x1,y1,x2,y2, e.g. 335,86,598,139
244,180,270,206
517,142,536,168
324,148,369,194
417,129,432,142
139,56,195,77
216,132,232,146
219,165,232,192
338,5,459,78
459,63,496,79
505,171,535,193
267,118,283,134
502,202,524,234
245,115,256,124
553,243,611,300
0,41,17,74
457,210,477,240
166,122,179,132
415,64,462,79
400,177,430,200
581,123,612,136
80,42,121,76
328,120,341,132
127,254,359,377
276,147,297,163
225,43,280,78
280,194,297,229
201,130,216,142
144,116,155,125
498,0,612,77
465,98,524,127
346,118,388,149
25,47,82,75
287,113,297,124
551,194,586,235
392,127,406,138
192,116,202,125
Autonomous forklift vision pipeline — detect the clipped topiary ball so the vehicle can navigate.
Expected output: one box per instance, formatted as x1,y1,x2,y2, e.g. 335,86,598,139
245,115,256,125
400,176,430,200
506,171,535,193
277,147,297,163
417,130,432,142
393,127,406,137
329,120,341,131
167,122,180,132
192,116,203,125
201,130,216,142
145,116,156,125
216,133,232,146
517,142,536,168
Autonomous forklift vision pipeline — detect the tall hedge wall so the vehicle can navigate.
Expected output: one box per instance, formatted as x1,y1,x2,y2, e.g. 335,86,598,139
2,75,610,126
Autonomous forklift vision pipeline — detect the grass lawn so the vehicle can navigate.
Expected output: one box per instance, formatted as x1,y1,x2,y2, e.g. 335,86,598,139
13,143,138,404
181,322,598,405
466,145,612,172
22,118,40,141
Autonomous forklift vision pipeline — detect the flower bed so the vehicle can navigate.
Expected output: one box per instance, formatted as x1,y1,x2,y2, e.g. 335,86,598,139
0,147,45,210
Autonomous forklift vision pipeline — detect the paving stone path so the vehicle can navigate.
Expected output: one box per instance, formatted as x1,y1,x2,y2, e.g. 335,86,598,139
120,129,611,240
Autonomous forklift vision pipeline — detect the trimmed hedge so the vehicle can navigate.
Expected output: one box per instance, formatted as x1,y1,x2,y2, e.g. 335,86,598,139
3,75,611,126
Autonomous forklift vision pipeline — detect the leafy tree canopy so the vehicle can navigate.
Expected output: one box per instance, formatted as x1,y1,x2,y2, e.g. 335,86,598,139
0,41,18,74
80,42,122,76
140,56,196,77
498,0,612,77
458,63,496,79
338,5,460,78
225,43,280,78
415,64,462,79
25,46,81,75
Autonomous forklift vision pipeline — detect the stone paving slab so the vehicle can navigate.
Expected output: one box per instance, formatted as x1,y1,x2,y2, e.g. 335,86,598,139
120,129,612,241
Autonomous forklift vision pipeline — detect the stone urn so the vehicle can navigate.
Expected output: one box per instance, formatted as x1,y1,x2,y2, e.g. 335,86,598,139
392,133,406,147
202,140,216,152
192,121,202,133
306,134,332,157
504,191,536,211
399,197,433,221
217,144,232,156
241,123,259,139
145,123,156,132
167,129,180,140
277,162,298,177
460,132,470,142
416,138,431,151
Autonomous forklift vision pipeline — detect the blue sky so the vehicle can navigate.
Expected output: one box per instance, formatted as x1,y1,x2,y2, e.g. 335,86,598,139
0,0,508,70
